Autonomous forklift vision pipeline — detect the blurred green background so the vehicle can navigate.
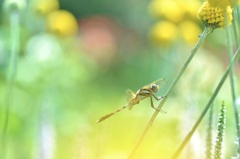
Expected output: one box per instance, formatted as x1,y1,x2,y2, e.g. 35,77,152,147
0,0,239,159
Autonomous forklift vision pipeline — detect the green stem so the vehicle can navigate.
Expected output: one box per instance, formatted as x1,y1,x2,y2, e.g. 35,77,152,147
225,12,240,155
0,12,20,159
127,27,210,159
232,10,240,48
171,46,240,159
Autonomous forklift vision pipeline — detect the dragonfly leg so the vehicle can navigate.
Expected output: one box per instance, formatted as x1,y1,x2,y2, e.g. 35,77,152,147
150,96,167,113
150,96,156,109
152,94,164,101
160,109,167,114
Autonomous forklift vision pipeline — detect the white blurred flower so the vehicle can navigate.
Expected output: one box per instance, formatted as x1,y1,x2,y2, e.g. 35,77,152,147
3,0,26,13
26,33,63,66
17,33,63,85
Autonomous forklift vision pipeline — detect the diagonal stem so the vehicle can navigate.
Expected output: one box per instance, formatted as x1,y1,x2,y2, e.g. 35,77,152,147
225,12,240,155
171,46,240,159
127,27,210,159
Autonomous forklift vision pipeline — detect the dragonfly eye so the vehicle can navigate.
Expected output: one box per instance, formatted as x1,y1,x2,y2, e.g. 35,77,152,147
150,84,159,92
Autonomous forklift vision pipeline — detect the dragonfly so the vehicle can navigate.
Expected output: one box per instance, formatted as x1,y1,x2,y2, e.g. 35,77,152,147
96,78,165,123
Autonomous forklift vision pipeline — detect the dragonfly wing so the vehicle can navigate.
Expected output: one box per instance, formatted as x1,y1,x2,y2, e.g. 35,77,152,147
126,89,135,102
126,89,139,110
141,77,166,90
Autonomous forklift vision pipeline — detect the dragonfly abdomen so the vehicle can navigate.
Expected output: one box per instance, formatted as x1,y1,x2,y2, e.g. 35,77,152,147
96,105,128,123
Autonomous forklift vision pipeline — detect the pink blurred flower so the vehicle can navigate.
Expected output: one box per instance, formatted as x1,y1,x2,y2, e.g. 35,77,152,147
78,16,119,65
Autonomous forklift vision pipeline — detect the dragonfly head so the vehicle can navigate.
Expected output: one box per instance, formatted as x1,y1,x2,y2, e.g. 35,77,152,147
150,84,159,93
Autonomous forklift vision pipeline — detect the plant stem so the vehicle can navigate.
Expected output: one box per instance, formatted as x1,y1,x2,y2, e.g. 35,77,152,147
171,46,240,159
225,12,240,155
0,12,20,159
127,27,210,159
232,10,240,48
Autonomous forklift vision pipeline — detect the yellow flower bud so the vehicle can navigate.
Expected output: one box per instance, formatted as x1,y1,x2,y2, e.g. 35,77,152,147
197,1,232,29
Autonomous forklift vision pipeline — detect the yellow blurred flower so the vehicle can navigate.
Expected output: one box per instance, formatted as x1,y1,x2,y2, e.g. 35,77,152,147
149,21,178,46
208,0,231,9
148,0,184,23
179,21,201,44
148,0,203,46
180,0,202,18
197,1,232,29
31,0,59,15
46,10,78,37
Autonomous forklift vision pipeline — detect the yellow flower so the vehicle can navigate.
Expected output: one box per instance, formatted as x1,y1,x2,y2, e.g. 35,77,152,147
179,21,202,44
148,0,184,23
31,0,59,16
149,21,177,46
46,10,78,37
197,1,233,29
